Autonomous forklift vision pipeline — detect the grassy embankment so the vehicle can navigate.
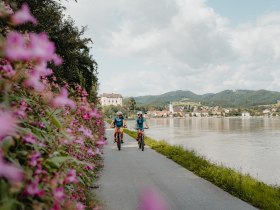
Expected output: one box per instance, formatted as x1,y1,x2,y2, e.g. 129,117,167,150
124,129,280,210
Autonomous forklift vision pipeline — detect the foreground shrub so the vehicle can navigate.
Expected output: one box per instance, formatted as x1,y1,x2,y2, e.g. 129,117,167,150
0,3,105,209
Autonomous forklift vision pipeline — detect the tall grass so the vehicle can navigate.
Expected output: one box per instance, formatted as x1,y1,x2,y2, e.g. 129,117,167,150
124,129,280,210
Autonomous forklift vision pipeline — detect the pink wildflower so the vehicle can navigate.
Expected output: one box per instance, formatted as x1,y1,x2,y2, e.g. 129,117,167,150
94,148,101,155
74,137,84,146
66,128,72,134
79,126,93,138
96,137,106,146
25,177,45,197
35,167,47,175
81,90,88,97
23,133,36,144
0,156,23,182
64,169,78,184
28,33,55,61
24,70,45,92
52,54,63,65
34,62,53,76
138,188,168,210
4,32,56,62
4,31,27,61
87,148,94,156
32,121,46,129
82,113,91,120
84,163,94,170
51,202,61,210
76,202,86,210
90,108,101,118
29,151,41,167
0,110,17,141
15,99,28,118
0,63,16,77
11,3,37,25
53,187,65,201
52,88,76,109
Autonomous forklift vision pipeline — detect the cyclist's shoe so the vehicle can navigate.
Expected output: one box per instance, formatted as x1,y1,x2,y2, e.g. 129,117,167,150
121,140,124,143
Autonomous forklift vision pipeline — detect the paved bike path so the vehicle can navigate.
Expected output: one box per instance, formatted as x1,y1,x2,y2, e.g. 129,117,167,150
96,129,257,210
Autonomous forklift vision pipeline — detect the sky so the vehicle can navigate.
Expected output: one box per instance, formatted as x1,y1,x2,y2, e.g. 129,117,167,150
62,0,280,97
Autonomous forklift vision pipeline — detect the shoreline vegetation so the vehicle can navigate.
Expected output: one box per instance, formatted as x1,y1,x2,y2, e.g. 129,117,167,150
124,129,280,210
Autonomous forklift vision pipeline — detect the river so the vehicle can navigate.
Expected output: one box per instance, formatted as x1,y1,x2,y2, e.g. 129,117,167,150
126,117,280,186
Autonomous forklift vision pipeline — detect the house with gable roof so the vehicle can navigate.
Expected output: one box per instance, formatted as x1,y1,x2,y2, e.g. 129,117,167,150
100,93,123,106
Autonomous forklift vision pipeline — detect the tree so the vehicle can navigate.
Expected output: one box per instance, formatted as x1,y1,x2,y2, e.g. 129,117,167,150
127,97,136,111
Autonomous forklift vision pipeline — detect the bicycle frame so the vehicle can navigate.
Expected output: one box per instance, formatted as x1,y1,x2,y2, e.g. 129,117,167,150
137,128,146,151
116,127,122,151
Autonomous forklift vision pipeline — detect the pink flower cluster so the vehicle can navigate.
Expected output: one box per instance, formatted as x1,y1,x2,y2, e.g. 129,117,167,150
4,32,57,62
0,152,23,182
52,88,76,109
11,3,37,25
15,99,28,118
0,110,18,141
0,61,15,78
25,177,45,197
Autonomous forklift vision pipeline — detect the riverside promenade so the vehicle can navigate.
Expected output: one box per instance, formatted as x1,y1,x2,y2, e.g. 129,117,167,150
96,128,257,210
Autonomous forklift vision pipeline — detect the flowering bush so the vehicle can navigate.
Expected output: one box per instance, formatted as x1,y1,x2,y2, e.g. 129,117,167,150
0,3,105,209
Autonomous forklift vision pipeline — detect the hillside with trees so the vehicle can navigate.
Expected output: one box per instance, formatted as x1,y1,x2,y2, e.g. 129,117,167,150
132,89,280,107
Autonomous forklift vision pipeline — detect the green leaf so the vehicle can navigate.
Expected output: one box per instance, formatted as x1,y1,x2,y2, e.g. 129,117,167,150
46,110,62,129
0,198,18,210
1,138,14,153
46,156,74,168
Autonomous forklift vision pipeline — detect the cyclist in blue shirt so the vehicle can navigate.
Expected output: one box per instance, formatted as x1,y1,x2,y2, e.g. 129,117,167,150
111,111,126,143
134,111,149,142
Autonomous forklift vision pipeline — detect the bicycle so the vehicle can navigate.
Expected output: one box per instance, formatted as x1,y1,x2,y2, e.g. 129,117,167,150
137,127,148,151
111,126,126,151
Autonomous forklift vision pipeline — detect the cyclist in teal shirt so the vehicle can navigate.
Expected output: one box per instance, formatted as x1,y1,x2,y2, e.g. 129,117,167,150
111,111,126,143
134,111,149,142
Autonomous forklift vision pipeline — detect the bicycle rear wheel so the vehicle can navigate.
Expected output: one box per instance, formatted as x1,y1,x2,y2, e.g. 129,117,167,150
117,133,121,150
141,135,144,151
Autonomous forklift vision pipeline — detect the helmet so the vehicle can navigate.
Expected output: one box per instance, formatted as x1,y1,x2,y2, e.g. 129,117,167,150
137,111,143,115
117,111,123,115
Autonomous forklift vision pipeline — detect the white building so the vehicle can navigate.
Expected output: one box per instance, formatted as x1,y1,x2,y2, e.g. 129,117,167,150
241,112,251,117
169,102,174,113
100,93,123,106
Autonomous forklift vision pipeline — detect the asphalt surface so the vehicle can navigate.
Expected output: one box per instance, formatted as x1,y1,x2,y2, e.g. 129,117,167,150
96,128,257,210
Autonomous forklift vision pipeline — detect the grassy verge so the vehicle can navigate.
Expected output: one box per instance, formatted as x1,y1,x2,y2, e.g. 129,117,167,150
124,129,280,210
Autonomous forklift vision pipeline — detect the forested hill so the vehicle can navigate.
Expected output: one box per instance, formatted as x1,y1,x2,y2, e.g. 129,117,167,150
132,90,280,107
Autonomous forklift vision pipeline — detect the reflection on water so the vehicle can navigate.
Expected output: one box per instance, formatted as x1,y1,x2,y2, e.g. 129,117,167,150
126,117,280,185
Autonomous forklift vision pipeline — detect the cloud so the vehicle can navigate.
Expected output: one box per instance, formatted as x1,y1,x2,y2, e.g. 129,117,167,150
63,0,280,96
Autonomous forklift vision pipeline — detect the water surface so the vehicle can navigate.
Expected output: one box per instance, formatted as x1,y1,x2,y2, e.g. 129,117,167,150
126,117,280,185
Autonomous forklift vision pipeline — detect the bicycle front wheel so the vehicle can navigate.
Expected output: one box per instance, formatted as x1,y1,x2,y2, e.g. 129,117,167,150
117,133,121,151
